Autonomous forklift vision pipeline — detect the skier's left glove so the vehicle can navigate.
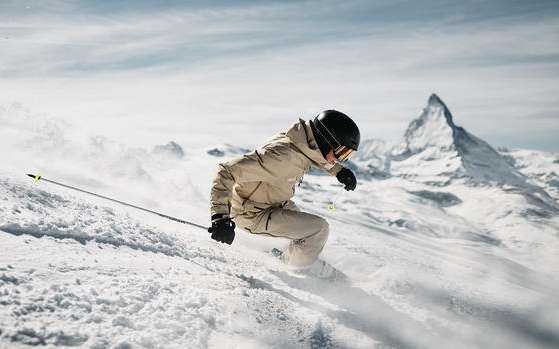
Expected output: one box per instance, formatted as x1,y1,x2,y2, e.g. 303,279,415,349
336,167,357,191
208,214,235,245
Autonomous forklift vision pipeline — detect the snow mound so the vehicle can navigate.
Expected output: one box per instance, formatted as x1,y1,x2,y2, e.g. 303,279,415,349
0,179,200,259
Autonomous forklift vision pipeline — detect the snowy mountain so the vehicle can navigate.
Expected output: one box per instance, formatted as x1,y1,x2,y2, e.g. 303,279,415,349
351,94,558,234
397,94,532,186
500,148,559,202
1,97,559,348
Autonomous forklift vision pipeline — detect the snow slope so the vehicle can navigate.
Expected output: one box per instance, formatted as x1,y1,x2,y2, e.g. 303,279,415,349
1,96,559,349
500,148,559,202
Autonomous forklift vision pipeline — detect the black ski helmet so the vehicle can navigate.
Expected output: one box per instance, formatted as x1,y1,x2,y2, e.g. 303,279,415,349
313,110,360,151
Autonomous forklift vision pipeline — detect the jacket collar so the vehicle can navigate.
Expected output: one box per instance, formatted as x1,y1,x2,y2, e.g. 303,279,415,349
285,119,335,171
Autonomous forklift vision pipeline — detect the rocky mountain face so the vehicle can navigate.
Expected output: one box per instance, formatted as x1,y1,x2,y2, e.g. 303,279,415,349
351,93,558,219
399,94,528,185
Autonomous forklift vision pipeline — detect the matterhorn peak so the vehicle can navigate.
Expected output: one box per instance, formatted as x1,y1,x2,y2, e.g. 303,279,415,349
403,93,457,152
400,94,531,188
427,93,456,129
427,93,443,106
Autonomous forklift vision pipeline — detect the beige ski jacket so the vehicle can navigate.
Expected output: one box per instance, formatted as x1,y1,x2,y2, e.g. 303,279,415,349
210,119,343,218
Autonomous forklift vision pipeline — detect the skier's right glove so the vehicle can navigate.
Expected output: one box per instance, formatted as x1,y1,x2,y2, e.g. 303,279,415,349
208,214,235,245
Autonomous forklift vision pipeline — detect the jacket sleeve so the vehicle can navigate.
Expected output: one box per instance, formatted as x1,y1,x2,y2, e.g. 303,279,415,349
312,161,343,176
209,146,293,217
327,163,343,175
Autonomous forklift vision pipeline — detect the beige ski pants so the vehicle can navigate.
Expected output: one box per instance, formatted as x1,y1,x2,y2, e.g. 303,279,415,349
233,201,329,267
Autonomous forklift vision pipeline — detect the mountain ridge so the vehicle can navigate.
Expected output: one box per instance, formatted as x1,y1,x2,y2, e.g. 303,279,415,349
389,94,535,187
350,94,559,218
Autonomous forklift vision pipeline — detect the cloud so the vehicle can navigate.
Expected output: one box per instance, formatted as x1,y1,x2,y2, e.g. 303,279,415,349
0,1,558,151
2,1,558,75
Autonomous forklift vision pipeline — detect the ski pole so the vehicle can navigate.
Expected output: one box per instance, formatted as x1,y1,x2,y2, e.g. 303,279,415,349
327,187,345,212
26,173,208,230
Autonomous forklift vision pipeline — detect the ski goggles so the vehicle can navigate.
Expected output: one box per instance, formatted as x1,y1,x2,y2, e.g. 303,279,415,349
334,145,355,162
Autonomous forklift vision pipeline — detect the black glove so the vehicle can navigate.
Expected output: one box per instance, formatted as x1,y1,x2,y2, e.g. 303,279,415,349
336,167,357,191
208,214,235,245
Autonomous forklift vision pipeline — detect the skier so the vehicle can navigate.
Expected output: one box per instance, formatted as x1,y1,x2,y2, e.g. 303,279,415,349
208,110,360,268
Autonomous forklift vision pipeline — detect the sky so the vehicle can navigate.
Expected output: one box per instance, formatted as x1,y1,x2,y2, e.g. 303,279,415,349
1,0,558,152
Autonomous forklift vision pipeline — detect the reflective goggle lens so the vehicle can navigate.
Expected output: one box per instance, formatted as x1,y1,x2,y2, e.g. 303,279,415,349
334,146,355,162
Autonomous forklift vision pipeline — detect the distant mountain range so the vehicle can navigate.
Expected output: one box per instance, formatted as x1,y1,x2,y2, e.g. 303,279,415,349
351,94,559,216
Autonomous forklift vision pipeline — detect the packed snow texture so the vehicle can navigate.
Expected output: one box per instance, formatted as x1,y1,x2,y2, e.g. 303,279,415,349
1,95,559,348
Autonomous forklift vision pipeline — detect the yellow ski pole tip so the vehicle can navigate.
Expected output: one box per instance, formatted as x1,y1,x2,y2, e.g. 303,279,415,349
327,204,335,212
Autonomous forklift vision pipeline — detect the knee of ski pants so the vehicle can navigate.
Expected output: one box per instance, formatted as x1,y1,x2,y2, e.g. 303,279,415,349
312,217,329,244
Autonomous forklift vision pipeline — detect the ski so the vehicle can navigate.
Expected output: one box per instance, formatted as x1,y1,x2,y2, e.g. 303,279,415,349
269,248,347,282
